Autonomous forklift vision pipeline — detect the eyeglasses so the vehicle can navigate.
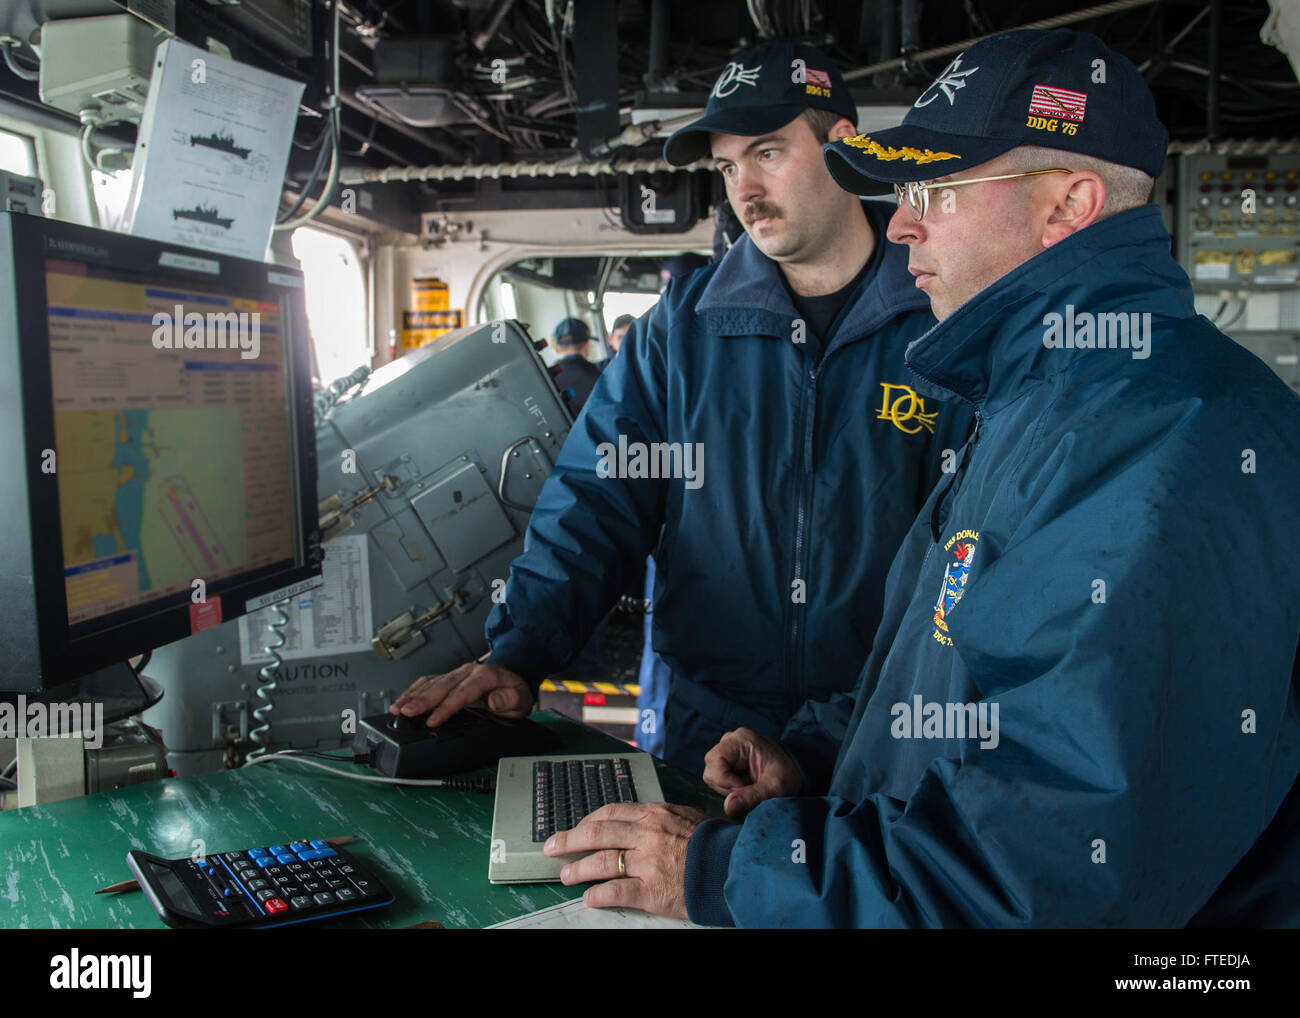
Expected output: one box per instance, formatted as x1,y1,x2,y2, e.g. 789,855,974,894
893,169,1073,221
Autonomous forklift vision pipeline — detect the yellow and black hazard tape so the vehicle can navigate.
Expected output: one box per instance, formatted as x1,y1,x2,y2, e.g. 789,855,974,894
539,678,641,697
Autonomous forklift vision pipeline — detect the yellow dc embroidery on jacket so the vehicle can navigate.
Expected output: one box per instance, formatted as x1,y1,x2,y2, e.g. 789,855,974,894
841,134,962,165
877,383,938,434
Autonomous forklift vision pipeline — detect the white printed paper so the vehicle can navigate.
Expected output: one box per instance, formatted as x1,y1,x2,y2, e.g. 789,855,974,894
239,535,373,664
123,37,305,260
490,898,713,930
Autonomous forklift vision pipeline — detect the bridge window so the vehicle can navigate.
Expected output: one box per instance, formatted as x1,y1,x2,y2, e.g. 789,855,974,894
479,254,686,363
290,226,369,386
90,168,133,231
0,127,37,178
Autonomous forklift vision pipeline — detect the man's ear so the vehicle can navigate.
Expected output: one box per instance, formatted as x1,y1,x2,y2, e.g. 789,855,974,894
1042,172,1105,247
827,118,857,143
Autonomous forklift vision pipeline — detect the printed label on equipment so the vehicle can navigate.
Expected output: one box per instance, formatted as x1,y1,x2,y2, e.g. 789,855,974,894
190,596,222,634
1193,249,1233,281
239,535,373,664
244,574,326,613
159,251,220,274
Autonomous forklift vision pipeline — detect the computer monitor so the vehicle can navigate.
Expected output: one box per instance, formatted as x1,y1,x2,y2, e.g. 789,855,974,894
0,212,322,696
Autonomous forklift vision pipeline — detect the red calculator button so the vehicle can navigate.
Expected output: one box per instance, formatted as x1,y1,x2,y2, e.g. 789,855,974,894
265,898,289,913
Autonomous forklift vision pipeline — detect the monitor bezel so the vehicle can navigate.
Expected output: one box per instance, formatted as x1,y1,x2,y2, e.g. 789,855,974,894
7,213,321,688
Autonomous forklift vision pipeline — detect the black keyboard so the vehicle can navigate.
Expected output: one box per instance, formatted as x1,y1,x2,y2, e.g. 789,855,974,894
127,840,394,929
533,758,639,842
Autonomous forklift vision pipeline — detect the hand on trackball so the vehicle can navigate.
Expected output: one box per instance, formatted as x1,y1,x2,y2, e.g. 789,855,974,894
389,661,534,728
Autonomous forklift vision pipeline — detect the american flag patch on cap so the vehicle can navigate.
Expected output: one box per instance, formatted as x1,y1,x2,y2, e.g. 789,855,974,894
806,67,832,90
1028,84,1087,122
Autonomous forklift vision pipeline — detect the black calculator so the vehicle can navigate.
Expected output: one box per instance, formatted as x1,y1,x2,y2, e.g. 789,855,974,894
126,841,395,929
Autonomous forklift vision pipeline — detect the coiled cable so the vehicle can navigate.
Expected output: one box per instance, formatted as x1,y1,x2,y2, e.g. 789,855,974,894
247,598,291,760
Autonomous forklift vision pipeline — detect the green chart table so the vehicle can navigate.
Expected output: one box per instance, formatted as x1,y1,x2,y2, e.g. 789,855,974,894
0,712,724,929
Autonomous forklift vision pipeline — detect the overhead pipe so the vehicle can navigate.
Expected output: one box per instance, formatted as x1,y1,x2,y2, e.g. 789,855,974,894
341,154,710,186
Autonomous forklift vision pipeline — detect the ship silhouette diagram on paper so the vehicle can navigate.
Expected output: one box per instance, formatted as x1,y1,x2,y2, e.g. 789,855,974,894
189,130,252,159
172,204,234,229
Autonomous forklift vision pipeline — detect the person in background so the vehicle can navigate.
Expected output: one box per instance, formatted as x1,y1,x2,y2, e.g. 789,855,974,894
551,316,602,415
606,314,636,358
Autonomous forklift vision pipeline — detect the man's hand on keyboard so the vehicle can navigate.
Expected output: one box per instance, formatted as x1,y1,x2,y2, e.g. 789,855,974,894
543,802,711,920
389,661,535,727
702,728,804,819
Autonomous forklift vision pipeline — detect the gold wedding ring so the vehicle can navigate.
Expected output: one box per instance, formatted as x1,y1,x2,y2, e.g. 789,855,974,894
617,849,627,876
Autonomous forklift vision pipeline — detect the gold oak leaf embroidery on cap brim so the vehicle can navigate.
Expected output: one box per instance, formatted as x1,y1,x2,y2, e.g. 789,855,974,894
842,135,962,165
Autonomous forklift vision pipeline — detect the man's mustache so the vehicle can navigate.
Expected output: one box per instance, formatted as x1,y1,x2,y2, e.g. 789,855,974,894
743,202,782,225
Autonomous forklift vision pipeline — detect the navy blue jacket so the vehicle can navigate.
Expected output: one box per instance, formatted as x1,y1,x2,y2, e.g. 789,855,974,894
685,205,1300,927
485,200,973,774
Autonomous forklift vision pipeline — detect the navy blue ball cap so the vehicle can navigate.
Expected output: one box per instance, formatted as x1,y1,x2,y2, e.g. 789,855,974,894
554,317,589,344
664,41,857,167
823,28,1169,195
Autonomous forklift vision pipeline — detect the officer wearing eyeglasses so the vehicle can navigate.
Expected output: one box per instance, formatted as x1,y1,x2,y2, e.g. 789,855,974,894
545,27,1300,928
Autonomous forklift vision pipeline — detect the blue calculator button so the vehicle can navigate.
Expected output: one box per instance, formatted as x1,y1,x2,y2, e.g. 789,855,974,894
296,850,324,861
195,858,210,867
268,845,289,855
274,855,295,866
248,848,270,859
255,856,276,868
309,840,330,851
316,848,338,858
290,842,310,853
